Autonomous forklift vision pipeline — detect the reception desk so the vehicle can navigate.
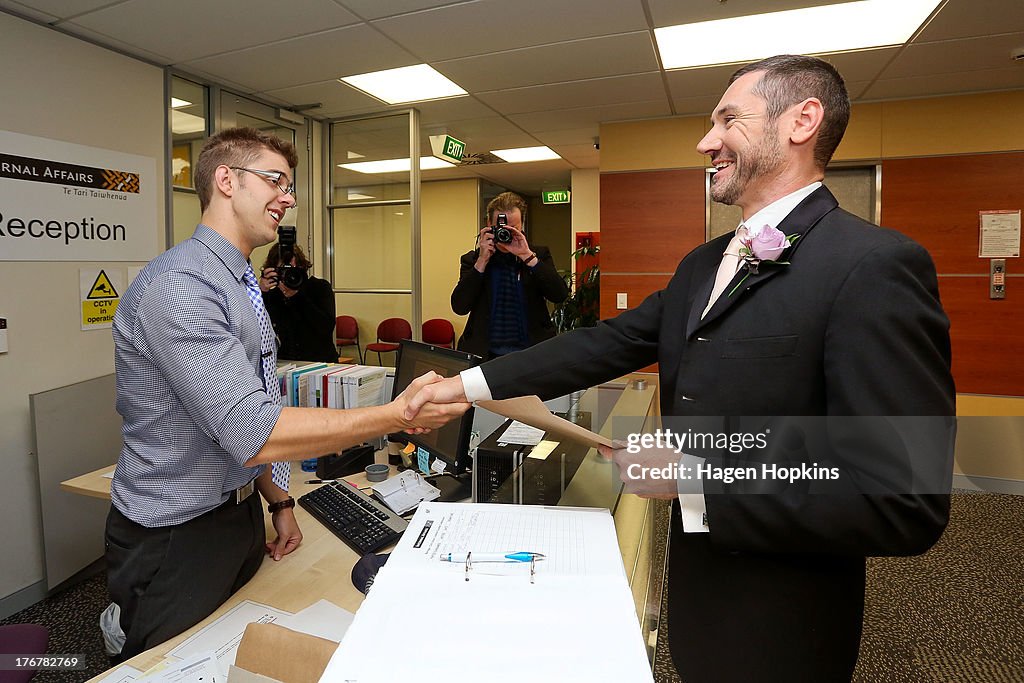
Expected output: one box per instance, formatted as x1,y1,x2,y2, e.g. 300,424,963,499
70,374,665,681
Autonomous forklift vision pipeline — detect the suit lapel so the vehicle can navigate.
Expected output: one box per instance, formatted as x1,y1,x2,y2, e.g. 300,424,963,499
687,186,840,337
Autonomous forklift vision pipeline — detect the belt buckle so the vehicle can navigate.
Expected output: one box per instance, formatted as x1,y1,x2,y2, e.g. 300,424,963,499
234,479,255,504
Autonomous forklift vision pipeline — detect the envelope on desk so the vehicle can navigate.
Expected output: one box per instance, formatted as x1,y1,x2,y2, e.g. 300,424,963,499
477,395,617,448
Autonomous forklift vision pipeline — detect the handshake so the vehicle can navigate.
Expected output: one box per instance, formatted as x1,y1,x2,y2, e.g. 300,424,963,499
394,373,472,434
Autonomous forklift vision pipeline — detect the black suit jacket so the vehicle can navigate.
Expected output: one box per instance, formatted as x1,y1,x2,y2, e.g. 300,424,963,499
477,187,955,682
451,245,569,357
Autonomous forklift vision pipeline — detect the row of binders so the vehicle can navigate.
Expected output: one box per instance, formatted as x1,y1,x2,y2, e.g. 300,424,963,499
275,361,389,410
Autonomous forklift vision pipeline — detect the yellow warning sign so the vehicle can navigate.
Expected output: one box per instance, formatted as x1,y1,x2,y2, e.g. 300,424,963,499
82,299,119,326
87,270,119,299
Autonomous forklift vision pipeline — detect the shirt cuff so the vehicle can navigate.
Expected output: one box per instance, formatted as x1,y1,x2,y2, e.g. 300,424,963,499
460,366,492,402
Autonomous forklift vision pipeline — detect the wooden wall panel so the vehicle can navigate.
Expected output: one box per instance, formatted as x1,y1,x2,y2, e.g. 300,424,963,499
600,274,672,321
600,170,706,274
880,153,1024,274
937,277,1024,396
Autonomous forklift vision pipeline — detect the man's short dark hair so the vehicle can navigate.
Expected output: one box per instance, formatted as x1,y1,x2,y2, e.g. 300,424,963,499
486,191,528,224
730,55,850,168
194,128,299,212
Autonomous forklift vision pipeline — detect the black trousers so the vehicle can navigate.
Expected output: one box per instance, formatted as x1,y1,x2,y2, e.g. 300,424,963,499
105,494,265,660
666,504,863,683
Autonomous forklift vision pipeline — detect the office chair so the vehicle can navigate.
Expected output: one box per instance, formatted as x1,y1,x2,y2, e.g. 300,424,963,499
0,623,48,683
365,318,412,366
421,318,456,348
335,315,362,363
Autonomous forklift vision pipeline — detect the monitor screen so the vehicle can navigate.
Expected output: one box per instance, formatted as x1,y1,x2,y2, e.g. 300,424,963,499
391,340,481,474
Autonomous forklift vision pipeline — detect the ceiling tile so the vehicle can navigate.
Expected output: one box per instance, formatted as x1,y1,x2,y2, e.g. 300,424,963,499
476,72,665,115
508,100,672,133
66,0,361,63
533,127,602,146
0,0,59,22
552,142,601,168
882,33,1024,79
669,94,722,117
861,67,1024,100
412,97,499,125
263,79,390,118
917,0,1024,42
646,0,853,28
372,0,648,62
11,0,114,20
59,22,176,63
338,0,467,21
436,32,659,92
183,24,416,93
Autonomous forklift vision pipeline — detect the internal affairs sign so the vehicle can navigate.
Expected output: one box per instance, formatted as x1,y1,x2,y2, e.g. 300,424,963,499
0,130,158,261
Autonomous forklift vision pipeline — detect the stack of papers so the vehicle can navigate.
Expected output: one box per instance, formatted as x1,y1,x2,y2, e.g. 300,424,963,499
321,502,654,682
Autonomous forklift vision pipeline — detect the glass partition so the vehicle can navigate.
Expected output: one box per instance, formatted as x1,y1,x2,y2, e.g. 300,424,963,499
169,77,208,246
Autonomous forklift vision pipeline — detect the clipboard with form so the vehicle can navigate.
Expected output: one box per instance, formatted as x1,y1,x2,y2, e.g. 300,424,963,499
320,502,654,683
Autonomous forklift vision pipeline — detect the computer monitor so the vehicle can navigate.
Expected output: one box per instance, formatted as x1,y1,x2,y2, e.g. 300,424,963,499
391,340,481,476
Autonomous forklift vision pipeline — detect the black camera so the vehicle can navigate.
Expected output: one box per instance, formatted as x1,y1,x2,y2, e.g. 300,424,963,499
274,225,307,289
492,213,513,244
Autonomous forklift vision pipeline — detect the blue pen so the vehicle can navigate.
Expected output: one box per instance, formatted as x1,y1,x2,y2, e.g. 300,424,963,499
439,551,546,563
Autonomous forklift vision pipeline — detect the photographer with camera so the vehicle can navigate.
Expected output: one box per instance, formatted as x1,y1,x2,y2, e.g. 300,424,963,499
259,227,338,363
451,191,568,359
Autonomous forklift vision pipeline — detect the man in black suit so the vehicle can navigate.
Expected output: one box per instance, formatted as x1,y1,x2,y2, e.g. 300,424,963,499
409,55,955,682
451,191,568,359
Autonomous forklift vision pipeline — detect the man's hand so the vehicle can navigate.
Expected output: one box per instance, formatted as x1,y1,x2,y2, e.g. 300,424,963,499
499,225,532,261
598,444,682,500
402,374,469,422
266,508,302,560
393,371,471,432
258,268,277,293
474,226,496,272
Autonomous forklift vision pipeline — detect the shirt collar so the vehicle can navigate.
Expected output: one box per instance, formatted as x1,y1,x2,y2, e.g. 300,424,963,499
738,181,822,239
191,224,252,282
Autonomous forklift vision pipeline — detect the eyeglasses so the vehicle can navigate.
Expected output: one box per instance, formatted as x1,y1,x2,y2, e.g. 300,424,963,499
230,167,296,198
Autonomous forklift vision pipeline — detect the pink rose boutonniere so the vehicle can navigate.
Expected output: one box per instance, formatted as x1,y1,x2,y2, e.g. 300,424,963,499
728,224,800,297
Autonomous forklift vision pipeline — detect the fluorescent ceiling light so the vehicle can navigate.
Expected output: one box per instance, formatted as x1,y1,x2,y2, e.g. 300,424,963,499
490,146,561,163
347,190,375,200
338,157,455,174
170,97,192,109
171,110,205,135
655,0,941,70
339,64,467,105
347,151,365,160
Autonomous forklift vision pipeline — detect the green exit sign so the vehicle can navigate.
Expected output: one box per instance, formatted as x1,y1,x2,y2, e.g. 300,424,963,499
428,134,465,164
542,190,571,205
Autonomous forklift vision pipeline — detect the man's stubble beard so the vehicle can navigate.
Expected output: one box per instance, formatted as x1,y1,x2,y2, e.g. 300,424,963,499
710,122,785,206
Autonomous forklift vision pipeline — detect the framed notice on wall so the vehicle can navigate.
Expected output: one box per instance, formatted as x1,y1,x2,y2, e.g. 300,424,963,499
978,210,1021,258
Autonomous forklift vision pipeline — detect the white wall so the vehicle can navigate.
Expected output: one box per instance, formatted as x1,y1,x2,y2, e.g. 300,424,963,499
0,12,165,609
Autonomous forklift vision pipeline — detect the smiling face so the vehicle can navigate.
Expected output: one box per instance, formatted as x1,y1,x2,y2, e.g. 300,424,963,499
697,71,788,213
229,149,296,253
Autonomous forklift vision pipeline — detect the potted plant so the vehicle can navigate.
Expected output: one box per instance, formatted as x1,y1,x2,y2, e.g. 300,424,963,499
552,244,600,334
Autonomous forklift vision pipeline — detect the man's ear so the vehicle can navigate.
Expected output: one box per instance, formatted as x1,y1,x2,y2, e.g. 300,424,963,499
790,97,824,146
213,165,235,199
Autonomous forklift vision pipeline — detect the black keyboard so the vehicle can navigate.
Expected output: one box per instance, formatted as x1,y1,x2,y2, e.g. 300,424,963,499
298,481,408,554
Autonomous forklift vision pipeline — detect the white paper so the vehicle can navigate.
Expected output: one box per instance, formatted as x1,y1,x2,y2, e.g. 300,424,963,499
95,664,142,683
275,599,355,643
137,651,222,683
370,469,439,515
498,420,545,445
166,600,292,668
319,502,653,683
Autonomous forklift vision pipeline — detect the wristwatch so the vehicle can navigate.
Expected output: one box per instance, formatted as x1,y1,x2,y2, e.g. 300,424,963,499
267,496,295,513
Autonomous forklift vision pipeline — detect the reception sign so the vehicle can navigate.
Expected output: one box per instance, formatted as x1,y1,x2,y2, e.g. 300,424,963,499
0,130,159,261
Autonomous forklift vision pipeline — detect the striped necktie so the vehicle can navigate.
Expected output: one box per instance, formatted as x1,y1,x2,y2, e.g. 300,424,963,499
242,264,290,493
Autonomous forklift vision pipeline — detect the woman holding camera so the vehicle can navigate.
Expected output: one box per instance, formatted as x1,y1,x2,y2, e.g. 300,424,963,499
451,191,568,360
260,243,338,363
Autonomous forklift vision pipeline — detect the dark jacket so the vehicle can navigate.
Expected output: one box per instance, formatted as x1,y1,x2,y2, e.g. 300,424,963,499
263,275,338,364
474,187,956,682
451,245,569,357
